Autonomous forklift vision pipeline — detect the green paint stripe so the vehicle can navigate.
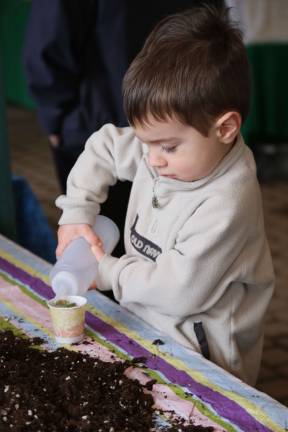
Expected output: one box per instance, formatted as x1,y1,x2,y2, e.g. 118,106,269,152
0,316,25,335
0,270,48,307
84,327,131,362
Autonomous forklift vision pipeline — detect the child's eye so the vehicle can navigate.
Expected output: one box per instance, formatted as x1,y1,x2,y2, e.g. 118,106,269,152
161,145,177,153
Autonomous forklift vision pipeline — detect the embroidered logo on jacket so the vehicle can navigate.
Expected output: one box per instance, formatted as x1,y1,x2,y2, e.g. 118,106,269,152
130,215,162,261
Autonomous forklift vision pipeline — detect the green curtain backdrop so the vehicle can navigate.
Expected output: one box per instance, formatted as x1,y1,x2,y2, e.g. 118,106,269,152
0,57,16,239
0,0,34,108
242,44,288,147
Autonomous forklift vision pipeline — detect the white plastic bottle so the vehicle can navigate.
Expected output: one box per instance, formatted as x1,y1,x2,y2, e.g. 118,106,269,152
49,215,120,297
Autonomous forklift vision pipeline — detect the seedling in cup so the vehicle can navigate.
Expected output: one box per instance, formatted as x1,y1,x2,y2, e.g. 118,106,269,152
53,299,77,308
47,295,87,344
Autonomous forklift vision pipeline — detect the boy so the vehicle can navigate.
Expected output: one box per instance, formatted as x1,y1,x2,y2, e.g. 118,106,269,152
55,5,274,385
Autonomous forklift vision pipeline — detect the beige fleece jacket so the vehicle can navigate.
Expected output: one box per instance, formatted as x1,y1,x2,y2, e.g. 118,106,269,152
56,124,274,385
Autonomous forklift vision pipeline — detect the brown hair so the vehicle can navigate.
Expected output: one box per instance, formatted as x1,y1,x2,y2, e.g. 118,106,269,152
123,5,250,136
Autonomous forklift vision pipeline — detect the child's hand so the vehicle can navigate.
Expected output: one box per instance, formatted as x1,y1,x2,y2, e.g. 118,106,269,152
56,223,102,258
91,243,105,262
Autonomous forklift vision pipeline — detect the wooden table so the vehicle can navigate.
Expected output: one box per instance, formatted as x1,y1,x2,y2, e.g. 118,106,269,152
0,234,287,431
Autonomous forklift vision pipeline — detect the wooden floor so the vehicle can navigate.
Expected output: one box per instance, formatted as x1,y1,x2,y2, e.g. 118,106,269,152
7,106,288,407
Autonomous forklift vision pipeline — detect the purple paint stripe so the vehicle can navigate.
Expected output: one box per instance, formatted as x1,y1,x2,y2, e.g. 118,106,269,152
85,313,271,432
0,256,54,300
0,255,272,432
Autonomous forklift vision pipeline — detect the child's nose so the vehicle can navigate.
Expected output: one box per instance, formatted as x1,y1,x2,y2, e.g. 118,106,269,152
148,149,166,167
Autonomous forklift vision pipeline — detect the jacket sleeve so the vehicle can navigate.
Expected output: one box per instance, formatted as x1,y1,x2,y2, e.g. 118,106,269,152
97,191,272,317
56,124,144,225
23,0,93,134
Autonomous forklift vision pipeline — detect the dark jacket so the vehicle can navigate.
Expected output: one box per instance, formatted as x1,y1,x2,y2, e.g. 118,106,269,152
23,0,128,151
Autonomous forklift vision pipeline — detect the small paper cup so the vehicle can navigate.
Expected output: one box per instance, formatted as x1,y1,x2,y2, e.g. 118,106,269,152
47,295,87,344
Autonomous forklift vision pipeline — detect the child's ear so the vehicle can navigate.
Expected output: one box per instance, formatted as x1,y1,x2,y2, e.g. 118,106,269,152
215,111,241,144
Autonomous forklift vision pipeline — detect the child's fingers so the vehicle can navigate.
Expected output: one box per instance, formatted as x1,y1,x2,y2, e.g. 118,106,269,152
89,281,97,290
56,240,68,258
55,244,62,258
83,230,102,248
55,224,102,259
91,245,99,256
91,245,98,255
91,244,105,262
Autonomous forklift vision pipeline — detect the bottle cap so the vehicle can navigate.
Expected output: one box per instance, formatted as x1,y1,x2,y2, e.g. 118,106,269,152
51,271,79,297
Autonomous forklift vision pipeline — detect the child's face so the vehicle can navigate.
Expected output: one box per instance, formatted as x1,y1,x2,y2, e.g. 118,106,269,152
134,116,231,182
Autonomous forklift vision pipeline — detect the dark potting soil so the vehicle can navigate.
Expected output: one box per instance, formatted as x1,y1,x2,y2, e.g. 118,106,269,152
0,330,215,432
